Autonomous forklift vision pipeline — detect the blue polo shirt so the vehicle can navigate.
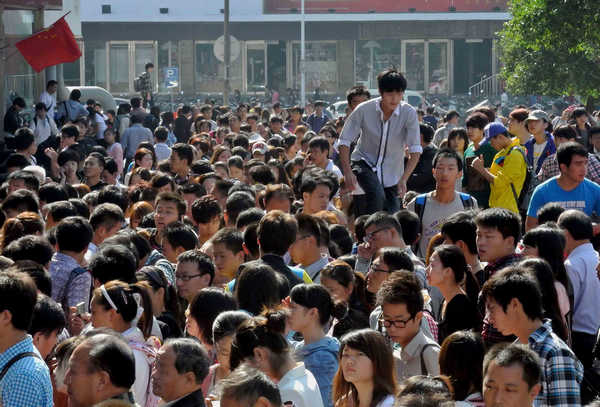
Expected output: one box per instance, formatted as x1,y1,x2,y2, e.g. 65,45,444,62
527,177,600,218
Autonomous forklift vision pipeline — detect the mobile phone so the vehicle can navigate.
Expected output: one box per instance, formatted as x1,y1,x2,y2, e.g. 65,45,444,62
76,302,86,316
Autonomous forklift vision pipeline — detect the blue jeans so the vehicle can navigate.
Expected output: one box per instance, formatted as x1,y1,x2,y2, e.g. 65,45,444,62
352,160,400,217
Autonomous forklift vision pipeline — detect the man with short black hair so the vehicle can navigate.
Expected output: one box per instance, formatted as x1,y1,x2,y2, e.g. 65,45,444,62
30,102,58,145
307,101,328,133
407,148,477,258
170,143,194,185
289,214,329,283
163,222,199,263
527,141,600,231
483,266,583,405
338,69,421,216
7,170,40,194
191,195,222,245
346,85,371,113
85,203,124,263
139,62,155,108
308,136,342,180
14,128,38,165
483,343,542,407
0,270,53,407
56,89,88,124
28,295,65,359
49,216,93,316
422,106,437,129
406,123,437,194
65,331,137,406
225,191,255,227
440,212,483,280
377,271,440,380
558,209,600,370
152,338,210,406
175,250,215,302
475,208,522,345
3,97,26,136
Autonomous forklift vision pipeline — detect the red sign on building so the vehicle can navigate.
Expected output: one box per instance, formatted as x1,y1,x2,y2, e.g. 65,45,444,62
4,0,62,10
264,0,507,13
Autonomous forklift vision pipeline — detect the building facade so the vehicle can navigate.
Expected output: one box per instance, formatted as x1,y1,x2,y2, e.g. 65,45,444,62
79,0,508,98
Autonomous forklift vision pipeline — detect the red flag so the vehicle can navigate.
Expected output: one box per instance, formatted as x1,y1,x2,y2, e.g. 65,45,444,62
15,16,81,73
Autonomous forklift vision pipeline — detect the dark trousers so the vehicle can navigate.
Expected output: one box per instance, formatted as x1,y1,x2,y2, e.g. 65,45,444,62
352,160,400,217
572,330,597,369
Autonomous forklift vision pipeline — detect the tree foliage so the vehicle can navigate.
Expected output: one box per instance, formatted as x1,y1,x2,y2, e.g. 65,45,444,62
499,0,600,102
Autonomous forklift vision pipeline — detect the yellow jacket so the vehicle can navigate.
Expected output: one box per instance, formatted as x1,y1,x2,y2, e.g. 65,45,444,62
489,138,527,214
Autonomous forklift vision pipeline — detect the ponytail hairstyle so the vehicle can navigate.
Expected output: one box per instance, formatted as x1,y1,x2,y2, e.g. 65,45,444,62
432,244,480,304
91,280,154,338
229,308,291,377
290,284,347,326
321,260,370,312
136,266,183,328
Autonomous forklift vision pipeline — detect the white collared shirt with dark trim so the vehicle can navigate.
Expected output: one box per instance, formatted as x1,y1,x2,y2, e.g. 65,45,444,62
337,97,422,188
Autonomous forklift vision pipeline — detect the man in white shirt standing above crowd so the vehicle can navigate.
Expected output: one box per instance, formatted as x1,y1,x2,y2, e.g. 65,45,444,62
39,80,58,120
337,69,421,216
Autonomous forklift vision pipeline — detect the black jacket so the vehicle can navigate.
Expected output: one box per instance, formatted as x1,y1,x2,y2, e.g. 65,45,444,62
406,144,437,194
170,388,206,407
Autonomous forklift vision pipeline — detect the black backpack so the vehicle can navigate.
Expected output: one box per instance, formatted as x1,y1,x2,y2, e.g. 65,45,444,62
134,75,144,92
507,145,535,212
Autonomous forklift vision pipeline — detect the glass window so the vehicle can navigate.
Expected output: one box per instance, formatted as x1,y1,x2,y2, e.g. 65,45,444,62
194,42,242,94
135,43,155,86
428,42,448,95
3,11,33,35
109,43,130,93
158,41,180,93
84,41,107,88
405,42,425,91
247,43,266,93
356,40,401,89
292,42,337,94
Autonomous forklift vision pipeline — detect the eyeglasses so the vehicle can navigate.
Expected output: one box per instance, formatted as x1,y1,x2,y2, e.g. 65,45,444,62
176,273,204,282
379,316,414,328
363,227,391,243
369,264,391,274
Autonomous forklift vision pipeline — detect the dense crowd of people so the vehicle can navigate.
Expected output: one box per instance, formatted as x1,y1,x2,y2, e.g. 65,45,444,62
0,68,599,407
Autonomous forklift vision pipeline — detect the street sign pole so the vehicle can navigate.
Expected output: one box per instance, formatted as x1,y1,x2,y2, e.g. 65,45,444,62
300,0,306,107
223,0,230,106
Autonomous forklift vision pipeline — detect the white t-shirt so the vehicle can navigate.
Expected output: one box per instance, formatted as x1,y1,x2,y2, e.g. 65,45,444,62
278,363,324,407
95,112,107,139
533,140,548,168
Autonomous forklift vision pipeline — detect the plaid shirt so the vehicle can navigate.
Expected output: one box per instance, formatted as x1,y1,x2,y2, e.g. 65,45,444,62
538,152,600,184
529,320,584,406
0,336,53,407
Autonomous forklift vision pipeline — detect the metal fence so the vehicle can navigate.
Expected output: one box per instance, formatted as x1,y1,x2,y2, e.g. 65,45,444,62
468,74,500,99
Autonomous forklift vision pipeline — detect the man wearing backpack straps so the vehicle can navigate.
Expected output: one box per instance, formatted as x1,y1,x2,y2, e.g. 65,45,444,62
0,271,53,407
406,148,478,259
471,122,527,215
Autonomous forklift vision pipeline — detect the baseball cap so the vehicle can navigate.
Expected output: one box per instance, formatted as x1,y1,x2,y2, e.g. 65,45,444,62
525,109,549,123
480,122,508,146
252,142,268,155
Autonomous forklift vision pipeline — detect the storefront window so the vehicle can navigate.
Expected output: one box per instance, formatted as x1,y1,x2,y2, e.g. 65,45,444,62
158,41,179,93
3,10,33,35
405,42,425,91
247,42,266,93
292,42,337,94
355,40,401,89
428,42,448,95
84,41,107,89
195,42,242,94
109,43,130,94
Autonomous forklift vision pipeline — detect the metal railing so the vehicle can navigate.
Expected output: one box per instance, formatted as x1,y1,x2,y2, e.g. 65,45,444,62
468,74,500,99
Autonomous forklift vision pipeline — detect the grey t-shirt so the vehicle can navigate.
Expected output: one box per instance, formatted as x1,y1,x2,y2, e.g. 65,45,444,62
408,191,478,258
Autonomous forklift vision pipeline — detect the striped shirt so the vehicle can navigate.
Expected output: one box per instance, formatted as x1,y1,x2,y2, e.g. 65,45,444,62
529,320,584,406
0,336,53,407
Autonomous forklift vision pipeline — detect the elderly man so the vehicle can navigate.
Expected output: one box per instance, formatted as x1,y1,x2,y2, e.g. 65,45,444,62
152,338,210,406
65,331,137,407
219,365,282,407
